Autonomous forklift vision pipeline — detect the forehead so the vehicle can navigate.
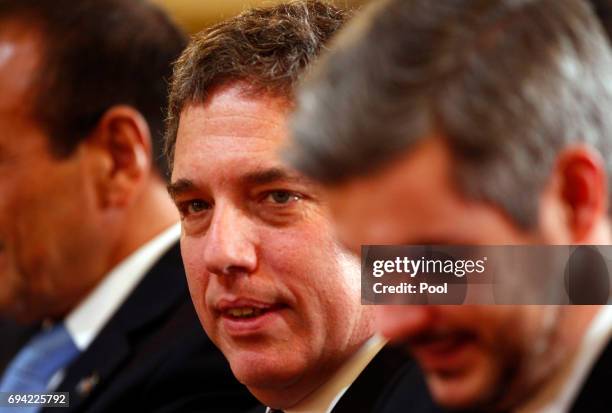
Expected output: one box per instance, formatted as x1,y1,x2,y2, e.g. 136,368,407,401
325,138,530,250
325,139,455,245
172,84,292,184
0,21,41,115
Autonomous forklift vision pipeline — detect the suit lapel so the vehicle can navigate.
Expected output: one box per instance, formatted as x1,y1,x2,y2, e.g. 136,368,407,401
50,243,187,412
54,329,129,411
331,345,413,413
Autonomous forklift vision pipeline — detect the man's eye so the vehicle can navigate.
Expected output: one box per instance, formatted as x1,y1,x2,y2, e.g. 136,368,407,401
181,199,211,216
265,190,302,204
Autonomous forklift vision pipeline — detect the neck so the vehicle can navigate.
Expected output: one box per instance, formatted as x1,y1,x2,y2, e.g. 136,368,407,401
108,177,179,269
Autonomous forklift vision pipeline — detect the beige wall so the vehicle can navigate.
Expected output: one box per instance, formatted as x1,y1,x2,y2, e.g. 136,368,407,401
152,0,367,33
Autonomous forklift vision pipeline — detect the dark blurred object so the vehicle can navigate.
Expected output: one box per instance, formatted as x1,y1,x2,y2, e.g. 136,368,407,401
564,246,610,304
0,318,36,374
590,0,612,39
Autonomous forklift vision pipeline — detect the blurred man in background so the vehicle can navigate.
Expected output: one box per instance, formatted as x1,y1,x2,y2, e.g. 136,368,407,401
0,0,257,411
289,0,612,411
164,1,438,412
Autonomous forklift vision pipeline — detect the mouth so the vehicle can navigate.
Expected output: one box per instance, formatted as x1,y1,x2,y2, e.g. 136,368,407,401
224,306,272,319
215,298,287,336
409,331,477,371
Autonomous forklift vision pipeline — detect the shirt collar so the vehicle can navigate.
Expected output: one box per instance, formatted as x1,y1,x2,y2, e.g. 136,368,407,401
267,334,386,413
64,223,181,351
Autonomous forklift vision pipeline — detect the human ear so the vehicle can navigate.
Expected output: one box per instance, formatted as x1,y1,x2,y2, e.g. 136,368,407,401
85,105,152,208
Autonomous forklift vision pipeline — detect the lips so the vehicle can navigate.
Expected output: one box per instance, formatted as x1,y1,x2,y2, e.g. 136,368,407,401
217,297,280,316
214,297,287,336
409,331,477,371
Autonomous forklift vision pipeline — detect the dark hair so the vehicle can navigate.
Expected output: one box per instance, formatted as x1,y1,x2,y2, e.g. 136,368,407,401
164,0,350,169
289,0,612,228
0,0,187,178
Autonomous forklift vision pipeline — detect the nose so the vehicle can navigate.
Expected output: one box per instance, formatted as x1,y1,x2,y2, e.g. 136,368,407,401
203,204,258,277
376,305,434,341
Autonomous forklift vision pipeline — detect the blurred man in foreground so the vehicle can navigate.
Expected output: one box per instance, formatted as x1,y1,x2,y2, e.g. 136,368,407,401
165,1,438,412
289,0,612,411
0,0,257,411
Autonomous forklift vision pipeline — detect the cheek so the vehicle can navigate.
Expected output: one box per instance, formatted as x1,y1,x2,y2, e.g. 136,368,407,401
180,233,204,276
0,180,66,315
28,183,94,273
180,235,209,309
262,223,349,298
465,309,524,384
328,199,373,249
261,224,362,339
0,178,35,279
6,183,57,278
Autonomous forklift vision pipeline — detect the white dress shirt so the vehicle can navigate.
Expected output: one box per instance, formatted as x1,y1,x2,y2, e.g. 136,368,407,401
266,335,386,413
47,223,181,390
517,305,612,413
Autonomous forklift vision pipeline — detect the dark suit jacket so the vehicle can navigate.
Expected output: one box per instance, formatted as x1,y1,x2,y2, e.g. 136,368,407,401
333,344,440,413
570,338,612,413
248,344,439,413
0,318,37,374
5,242,259,413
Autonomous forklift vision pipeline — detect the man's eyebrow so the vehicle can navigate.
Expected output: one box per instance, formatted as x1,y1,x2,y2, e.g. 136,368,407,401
241,167,311,186
166,168,314,199
167,178,196,199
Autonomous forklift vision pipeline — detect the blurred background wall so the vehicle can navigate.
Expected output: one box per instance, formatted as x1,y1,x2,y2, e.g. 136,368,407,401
152,0,368,33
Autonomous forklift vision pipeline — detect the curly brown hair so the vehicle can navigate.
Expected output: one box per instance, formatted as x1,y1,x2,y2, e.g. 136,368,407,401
164,0,350,170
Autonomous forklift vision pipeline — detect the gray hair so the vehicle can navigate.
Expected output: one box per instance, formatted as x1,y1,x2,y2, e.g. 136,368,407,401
289,0,612,228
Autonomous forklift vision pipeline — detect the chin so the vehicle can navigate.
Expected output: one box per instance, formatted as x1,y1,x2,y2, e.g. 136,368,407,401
228,349,304,389
425,366,501,410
